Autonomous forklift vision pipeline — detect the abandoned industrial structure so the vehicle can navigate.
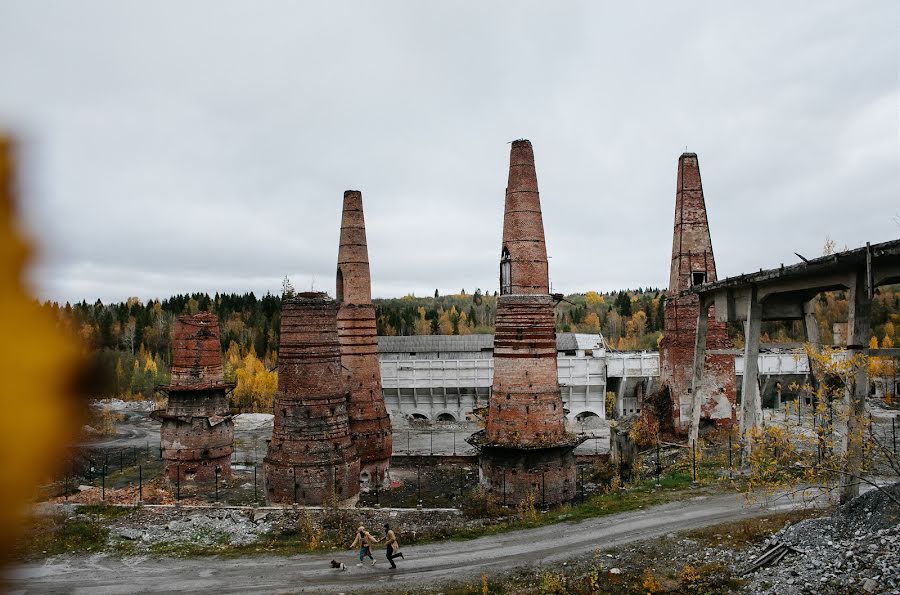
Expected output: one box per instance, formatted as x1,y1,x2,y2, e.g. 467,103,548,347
336,190,393,484
263,293,360,505
659,152,736,434
159,313,235,482
150,140,894,512
468,139,584,506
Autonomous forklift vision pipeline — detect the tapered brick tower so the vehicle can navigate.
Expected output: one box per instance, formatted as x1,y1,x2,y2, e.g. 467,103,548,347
336,190,393,485
160,313,234,482
264,293,360,505
659,153,735,431
469,139,582,507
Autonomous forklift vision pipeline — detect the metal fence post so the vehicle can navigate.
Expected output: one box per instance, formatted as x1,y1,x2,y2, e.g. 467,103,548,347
728,432,733,478
253,463,258,503
656,440,661,486
893,416,897,454
138,465,142,503
691,439,697,483
580,466,585,503
102,465,106,501
541,470,546,510
417,465,422,507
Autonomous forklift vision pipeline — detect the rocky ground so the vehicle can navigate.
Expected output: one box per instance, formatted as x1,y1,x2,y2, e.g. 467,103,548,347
445,484,900,594
741,483,900,594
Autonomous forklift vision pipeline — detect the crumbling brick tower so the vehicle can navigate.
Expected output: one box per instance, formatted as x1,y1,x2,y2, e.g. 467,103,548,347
336,190,392,485
264,293,360,505
469,139,582,507
659,153,735,432
160,313,234,482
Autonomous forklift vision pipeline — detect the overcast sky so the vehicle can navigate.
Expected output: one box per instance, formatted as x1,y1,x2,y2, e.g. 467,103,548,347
1,1,897,304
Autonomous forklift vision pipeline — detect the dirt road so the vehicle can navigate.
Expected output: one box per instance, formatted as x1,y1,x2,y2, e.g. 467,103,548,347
7,491,810,594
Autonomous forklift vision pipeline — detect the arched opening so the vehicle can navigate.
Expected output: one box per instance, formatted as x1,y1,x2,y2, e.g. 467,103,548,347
336,267,344,302
500,247,512,295
436,412,456,422
575,411,600,422
409,413,428,421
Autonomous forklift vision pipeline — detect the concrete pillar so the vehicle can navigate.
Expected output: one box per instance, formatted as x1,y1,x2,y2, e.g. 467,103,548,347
841,269,872,503
740,286,763,454
688,297,710,447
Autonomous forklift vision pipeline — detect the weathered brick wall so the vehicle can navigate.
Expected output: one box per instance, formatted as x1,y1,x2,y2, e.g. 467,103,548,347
478,140,577,506
169,313,224,388
264,293,359,505
501,139,550,295
161,414,233,481
336,190,393,478
487,294,565,446
163,313,234,481
479,447,576,507
659,153,736,430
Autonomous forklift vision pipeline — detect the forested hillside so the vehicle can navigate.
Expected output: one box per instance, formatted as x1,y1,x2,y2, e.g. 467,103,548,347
45,285,900,410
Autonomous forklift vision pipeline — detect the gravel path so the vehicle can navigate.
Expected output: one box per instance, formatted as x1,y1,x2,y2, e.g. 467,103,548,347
6,491,809,594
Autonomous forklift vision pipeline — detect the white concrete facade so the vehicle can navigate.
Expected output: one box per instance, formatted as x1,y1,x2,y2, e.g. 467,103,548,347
377,335,817,422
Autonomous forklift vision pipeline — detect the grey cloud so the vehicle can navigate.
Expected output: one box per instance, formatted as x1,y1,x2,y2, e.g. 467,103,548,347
0,0,896,304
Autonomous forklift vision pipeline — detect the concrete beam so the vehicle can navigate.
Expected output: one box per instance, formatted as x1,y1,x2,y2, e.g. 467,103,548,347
740,285,763,457
841,269,872,503
688,295,711,447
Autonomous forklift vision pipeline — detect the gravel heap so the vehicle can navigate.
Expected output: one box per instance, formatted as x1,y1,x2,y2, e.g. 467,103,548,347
110,508,276,548
744,483,900,594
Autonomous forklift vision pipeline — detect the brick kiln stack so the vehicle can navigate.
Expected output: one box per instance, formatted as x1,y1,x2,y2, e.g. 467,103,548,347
264,292,360,505
659,153,735,431
161,313,234,482
469,139,583,507
336,190,392,484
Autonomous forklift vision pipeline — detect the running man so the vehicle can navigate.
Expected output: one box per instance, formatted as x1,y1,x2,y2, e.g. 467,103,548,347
350,525,380,566
383,523,404,569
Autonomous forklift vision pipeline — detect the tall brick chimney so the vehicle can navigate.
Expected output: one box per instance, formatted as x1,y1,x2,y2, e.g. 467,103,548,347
659,153,735,431
471,140,581,507
161,313,234,482
500,139,550,295
336,190,393,483
264,293,360,505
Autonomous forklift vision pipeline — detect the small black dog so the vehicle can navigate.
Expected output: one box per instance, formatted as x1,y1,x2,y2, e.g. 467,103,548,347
330,560,347,570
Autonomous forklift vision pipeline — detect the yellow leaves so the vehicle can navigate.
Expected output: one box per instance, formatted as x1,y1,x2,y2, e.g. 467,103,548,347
438,310,452,335
143,354,157,374
582,312,600,332
0,135,82,560
679,564,699,584
641,568,662,593
233,348,277,412
457,311,472,335
584,291,605,307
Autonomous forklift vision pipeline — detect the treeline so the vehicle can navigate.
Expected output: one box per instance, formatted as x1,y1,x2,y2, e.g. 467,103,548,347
373,288,666,351
44,284,899,404
46,292,281,410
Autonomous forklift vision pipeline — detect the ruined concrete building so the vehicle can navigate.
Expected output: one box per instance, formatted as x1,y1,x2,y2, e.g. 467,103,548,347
658,153,735,432
160,313,234,482
336,190,393,484
264,293,360,505
470,139,582,506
